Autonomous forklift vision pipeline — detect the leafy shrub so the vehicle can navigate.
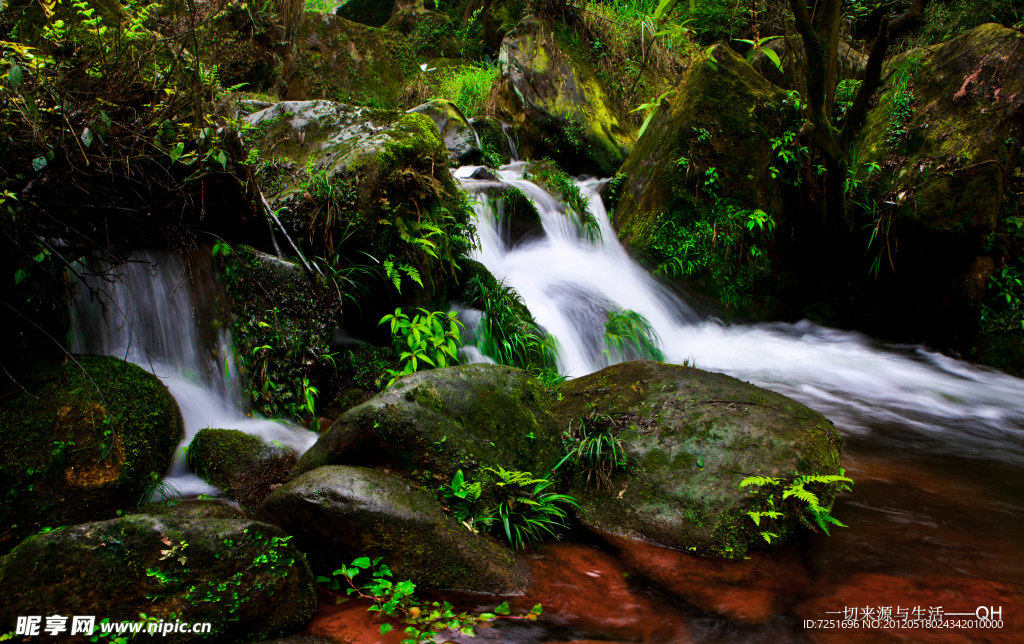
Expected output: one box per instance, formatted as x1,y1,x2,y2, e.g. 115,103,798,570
380,308,463,386
464,274,558,370
482,467,579,550
739,471,854,544
603,308,665,362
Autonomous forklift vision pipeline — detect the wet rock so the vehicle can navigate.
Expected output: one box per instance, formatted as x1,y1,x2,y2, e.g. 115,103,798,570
132,499,249,520
257,465,529,593
0,354,183,553
289,364,561,485
470,115,515,164
551,361,844,558
408,98,482,165
490,16,634,175
613,44,787,270
187,428,298,508
334,0,394,28
0,515,317,643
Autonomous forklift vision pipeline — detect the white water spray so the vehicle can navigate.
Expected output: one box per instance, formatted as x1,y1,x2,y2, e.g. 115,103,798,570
71,250,317,498
460,164,1024,465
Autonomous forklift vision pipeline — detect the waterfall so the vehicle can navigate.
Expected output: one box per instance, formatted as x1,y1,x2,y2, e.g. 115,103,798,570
71,250,317,499
459,164,1024,467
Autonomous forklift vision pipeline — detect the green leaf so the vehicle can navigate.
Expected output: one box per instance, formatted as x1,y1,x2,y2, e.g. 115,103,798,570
351,556,371,569
7,64,22,91
379,623,394,634
169,142,185,163
763,48,783,71
32,156,47,172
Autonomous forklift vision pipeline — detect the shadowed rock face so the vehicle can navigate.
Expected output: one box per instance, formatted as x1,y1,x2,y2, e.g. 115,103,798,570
489,16,635,176
334,0,395,28
0,515,317,643
257,465,529,594
552,361,844,558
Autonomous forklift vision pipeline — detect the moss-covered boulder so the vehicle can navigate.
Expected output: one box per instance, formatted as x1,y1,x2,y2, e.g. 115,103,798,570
290,364,561,486
490,16,634,175
552,361,844,558
285,13,419,108
614,44,787,263
334,0,395,27
187,429,297,508
257,465,529,593
132,499,248,521
408,99,482,165
0,354,183,553
243,100,473,326
0,515,316,642
855,23,1022,244
222,245,341,420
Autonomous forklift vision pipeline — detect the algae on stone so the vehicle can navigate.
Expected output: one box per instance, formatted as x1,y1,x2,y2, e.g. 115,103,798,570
552,361,844,558
187,428,298,508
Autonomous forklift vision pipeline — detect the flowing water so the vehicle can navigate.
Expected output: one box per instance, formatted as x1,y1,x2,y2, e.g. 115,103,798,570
70,250,317,499
436,163,1024,643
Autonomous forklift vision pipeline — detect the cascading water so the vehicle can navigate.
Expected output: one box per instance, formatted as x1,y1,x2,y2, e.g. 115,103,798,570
459,163,1024,467
70,250,317,498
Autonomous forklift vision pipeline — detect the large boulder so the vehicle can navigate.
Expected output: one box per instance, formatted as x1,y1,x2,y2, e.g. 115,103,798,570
408,99,482,165
285,13,418,108
243,100,474,329
186,428,298,508
257,465,529,593
552,361,845,558
334,0,394,27
223,245,342,420
0,515,317,643
0,354,183,553
290,364,561,483
489,16,635,176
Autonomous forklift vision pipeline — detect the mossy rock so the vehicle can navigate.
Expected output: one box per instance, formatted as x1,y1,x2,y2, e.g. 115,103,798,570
243,100,473,322
0,515,316,643
334,0,395,27
0,354,183,553
614,44,787,265
387,7,469,60
470,115,515,164
489,16,635,176
132,499,249,521
222,245,341,420
552,361,844,558
285,12,419,108
257,465,529,593
408,98,482,165
187,429,297,508
465,182,544,248
854,23,1023,243
290,364,561,489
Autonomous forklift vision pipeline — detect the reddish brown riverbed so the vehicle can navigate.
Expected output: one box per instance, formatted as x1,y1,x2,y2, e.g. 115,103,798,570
301,442,1023,644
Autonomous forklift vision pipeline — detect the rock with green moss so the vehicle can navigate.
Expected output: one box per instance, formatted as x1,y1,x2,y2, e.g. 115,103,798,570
243,100,473,316
285,13,419,107
408,99,482,164
222,245,341,420
853,23,1023,276
490,16,635,175
132,499,248,521
257,465,529,593
614,44,787,264
289,364,561,486
0,354,183,553
551,361,844,559
334,0,395,27
187,429,297,508
0,515,316,642
387,5,470,60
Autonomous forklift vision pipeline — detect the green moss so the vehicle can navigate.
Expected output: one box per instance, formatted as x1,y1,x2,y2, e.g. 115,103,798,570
0,354,183,553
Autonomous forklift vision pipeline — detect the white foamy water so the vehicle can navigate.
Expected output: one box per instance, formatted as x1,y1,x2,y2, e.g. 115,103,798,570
460,164,1024,465
71,250,317,499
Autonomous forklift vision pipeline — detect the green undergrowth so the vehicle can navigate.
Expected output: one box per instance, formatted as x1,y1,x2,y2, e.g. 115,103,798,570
524,162,600,241
463,274,558,371
738,471,854,544
429,62,500,117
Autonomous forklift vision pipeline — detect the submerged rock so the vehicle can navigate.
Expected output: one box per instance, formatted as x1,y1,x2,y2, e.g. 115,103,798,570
552,361,844,558
257,465,529,593
0,515,317,643
0,354,183,553
490,16,634,175
408,98,482,165
289,364,561,484
187,428,298,508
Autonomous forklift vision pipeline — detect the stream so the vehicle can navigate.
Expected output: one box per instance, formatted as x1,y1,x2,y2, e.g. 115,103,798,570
69,164,1023,643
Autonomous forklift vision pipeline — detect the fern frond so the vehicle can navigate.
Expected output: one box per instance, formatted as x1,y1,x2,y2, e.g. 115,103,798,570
739,475,780,489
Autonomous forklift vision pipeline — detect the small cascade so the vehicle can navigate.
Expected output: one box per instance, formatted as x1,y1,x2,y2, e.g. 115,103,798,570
71,250,317,498
458,164,1024,466
501,122,520,162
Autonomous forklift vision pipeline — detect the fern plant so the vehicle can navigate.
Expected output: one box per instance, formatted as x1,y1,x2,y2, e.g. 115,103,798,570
482,467,578,550
739,469,853,540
